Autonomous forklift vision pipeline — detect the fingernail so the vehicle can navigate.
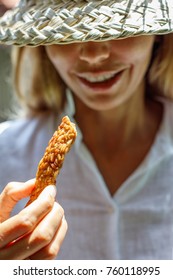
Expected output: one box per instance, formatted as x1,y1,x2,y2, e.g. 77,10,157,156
62,215,66,221
48,185,57,198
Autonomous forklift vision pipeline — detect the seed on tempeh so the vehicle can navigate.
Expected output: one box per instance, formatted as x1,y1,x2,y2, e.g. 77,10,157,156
25,116,77,206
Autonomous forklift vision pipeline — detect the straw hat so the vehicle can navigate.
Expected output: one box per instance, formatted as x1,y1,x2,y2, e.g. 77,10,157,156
0,0,173,46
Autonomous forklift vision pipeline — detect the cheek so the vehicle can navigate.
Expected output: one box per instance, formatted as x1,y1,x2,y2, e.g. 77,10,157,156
46,46,62,67
45,46,71,73
113,37,155,62
128,44,154,76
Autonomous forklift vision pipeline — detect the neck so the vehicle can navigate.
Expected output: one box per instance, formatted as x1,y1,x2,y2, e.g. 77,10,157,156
72,84,163,195
72,86,163,195
73,86,159,153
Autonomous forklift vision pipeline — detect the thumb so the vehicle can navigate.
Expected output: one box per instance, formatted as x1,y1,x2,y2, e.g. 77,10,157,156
0,179,35,223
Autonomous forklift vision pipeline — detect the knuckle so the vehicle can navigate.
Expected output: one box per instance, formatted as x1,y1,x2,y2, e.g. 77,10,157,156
55,203,64,218
4,182,15,196
41,196,54,212
36,229,54,245
18,213,36,231
46,246,60,260
45,220,68,260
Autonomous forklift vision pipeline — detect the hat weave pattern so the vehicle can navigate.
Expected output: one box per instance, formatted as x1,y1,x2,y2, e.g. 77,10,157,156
0,0,173,46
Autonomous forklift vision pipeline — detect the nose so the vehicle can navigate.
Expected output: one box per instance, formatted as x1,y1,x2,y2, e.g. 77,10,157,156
79,41,110,64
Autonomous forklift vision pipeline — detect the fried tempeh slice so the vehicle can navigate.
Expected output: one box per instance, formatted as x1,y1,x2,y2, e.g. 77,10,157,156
25,116,77,206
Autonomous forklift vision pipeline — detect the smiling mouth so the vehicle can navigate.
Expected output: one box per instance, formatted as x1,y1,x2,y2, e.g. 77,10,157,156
77,70,124,89
78,72,116,83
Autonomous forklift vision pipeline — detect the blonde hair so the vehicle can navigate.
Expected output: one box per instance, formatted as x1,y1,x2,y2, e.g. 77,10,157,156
12,34,173,116
11,46,66,117
149,33,173,98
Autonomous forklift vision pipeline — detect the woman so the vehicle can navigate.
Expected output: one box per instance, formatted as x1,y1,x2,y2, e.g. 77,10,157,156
0,0,173,259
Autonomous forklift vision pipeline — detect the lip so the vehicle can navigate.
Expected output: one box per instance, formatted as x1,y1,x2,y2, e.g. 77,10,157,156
76,70,124,91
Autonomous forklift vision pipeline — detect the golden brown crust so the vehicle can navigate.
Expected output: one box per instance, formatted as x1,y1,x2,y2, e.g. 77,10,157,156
25,116,77,206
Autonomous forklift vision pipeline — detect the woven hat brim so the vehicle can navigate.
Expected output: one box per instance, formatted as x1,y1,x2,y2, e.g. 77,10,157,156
0,0,173,46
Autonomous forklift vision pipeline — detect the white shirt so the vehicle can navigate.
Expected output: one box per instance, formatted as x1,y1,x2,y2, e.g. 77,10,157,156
0,93,173,259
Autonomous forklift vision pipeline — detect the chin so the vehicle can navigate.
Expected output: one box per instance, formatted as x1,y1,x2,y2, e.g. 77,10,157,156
85,95,127,111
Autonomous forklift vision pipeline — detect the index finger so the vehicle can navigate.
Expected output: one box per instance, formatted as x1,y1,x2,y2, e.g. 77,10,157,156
0,185,56,249
0,179,35,223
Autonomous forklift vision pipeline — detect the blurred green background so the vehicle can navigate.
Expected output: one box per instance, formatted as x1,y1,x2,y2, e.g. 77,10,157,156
0,46,14,122
0,1,19,122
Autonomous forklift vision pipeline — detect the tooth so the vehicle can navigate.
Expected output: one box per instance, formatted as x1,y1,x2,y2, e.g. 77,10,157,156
84,73,115,83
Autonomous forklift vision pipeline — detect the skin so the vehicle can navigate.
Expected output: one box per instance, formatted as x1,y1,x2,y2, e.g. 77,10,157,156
0,0,18,8
45,36,163,195
0,179,67,260
1,1,67,260
0,0,18,15
46,37,155,111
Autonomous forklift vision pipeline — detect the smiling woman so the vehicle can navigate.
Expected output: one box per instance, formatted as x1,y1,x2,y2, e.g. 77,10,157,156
45,36,155,111
0,0,173,260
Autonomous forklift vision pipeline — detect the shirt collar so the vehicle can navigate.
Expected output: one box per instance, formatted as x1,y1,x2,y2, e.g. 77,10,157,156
63,88,76,118
62,88,83,149
62,90,173,171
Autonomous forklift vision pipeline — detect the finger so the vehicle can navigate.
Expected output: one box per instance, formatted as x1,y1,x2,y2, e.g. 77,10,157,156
0,202,64,260
29,216,68,260
25,202,65,259
0,179,35,222
0,185,56,249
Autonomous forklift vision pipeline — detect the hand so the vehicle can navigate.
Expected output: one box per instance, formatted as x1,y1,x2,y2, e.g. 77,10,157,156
0,179,67,260
0,0,18,9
